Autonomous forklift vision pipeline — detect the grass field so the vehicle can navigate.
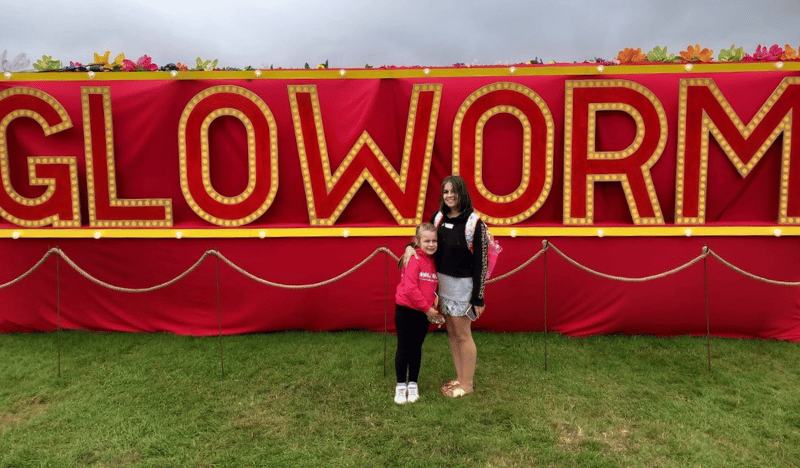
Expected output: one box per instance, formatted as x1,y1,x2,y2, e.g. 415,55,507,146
1,330,799,467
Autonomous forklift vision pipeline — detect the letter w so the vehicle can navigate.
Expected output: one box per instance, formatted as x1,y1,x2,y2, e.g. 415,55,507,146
289,84,442,225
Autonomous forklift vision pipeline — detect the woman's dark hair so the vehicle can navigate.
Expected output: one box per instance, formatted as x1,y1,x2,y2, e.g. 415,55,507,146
438,175,472,214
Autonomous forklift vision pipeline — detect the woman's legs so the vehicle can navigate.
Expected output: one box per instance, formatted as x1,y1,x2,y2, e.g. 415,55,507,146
444,314,476,393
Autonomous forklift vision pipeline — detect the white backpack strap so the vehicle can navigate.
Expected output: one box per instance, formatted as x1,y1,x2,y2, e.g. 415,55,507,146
434,211,444,228
465,212,481,252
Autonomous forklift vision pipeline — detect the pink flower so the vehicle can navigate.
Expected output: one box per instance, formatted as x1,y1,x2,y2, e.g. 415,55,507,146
69,61,82,67
136,55,158,71
121,55,158,71
744,44,784,62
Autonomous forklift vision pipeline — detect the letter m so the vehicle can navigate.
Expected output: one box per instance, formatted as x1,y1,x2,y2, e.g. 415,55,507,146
675,77,800,224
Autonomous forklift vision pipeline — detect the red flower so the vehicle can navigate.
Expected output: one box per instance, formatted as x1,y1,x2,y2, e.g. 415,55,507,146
121,59,137,71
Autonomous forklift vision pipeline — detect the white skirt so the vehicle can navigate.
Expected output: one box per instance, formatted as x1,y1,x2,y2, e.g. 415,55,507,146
437,273,473,317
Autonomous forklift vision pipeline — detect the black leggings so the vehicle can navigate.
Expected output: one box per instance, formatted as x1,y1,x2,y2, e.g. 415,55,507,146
394,304,431,383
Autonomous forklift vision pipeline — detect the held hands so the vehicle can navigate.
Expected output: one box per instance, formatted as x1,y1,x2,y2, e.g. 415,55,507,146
473,305,485,320
426,307,445,327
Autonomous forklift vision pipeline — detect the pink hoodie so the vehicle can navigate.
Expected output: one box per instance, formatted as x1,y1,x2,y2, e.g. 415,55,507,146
395,248,438,312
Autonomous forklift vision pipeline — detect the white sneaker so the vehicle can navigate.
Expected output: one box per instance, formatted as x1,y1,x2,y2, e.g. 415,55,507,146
407,382,419,403
394,384,407,405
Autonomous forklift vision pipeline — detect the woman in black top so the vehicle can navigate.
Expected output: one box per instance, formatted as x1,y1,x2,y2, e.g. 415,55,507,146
406,175,488,397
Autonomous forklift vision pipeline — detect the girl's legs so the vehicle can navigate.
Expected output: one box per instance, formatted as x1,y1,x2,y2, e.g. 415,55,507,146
395,305,432,383
444,314,476,393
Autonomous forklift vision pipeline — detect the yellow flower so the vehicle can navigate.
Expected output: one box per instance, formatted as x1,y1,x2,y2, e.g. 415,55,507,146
680,44,714,63
617,47,647,63
93,50,111,68
92,51,126,70
781,45,798,60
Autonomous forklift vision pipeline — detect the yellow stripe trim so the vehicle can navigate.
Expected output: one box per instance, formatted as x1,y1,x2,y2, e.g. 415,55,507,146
0,226,796,238
3,62,798,82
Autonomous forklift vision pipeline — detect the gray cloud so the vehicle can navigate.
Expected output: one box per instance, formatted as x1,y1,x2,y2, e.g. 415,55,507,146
2,0,799,69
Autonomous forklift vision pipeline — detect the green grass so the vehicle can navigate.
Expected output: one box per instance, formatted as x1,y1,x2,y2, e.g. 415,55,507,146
1,331,799,467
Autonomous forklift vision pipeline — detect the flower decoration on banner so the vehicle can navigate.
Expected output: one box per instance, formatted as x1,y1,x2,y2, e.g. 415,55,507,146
33,55,62,71
680,44,714,63
717,45,744,62
66,61,87,72
781,45,799,61
92,50,126,70
18,41,800,72
744,44,784,62
645,46,680,62
122,55,158,71
194,57,218,71
616,47,647,63
1,50,30,72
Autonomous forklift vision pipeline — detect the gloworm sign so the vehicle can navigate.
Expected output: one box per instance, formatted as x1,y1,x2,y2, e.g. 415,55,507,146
0,64,798,235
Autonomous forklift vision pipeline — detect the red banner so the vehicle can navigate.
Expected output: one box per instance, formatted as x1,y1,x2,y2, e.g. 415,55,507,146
1,65,800,340
1,65,799,232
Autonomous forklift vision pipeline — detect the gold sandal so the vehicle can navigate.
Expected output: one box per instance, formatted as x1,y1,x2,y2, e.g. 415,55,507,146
440,380,459,394
444,385,473,398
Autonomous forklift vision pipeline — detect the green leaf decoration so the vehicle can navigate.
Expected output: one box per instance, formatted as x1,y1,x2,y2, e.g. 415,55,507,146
193,57,218,71
33,55,62,71
646,46,680,63
717,45,744,62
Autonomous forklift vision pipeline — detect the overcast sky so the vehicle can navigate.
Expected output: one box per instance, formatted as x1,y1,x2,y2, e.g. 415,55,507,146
3,0,800,69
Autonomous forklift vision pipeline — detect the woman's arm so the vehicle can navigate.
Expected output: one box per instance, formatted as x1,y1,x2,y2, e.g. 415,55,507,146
470,220,487,308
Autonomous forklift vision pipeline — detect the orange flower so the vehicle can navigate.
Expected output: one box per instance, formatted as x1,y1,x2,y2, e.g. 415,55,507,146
680,44,714,63
781,44,798,60
617,47,647,63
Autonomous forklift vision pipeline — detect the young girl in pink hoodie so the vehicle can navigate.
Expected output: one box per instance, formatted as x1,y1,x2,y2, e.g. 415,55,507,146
393,223,444,404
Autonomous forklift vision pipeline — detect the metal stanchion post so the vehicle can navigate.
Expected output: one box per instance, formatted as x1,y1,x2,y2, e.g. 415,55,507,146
543,240,549,372
56,246,62,378
215,250,224,378
704,246,711,372
383,246,389,378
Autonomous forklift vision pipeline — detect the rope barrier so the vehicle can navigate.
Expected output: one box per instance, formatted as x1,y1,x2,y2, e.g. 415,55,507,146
547,242,707,282
213,247,397,289
2,242,800,294
55,249,216,293
706,249,800,286
486,242,546,284
0,248,58,289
